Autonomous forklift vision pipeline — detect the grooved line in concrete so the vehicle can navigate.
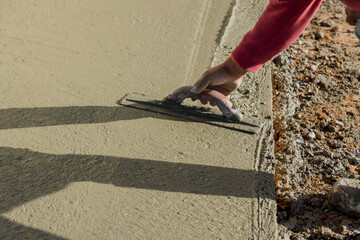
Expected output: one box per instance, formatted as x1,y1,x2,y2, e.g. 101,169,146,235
215,0,237,45
183,0,211,86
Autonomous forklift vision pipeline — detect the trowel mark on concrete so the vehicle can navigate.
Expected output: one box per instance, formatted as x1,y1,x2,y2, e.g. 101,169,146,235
215,0,237,45
183,0,237,85
251,121,276,239
183,0,211,86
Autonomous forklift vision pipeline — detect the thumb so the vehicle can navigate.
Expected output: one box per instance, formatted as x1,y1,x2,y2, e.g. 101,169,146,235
192,77,210,94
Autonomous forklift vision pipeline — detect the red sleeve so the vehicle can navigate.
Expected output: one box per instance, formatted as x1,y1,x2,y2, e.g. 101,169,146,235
231,0,323,73
340,0,360,10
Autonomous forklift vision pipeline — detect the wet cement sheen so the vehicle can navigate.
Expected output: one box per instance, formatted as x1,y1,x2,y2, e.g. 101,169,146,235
0,0,272,239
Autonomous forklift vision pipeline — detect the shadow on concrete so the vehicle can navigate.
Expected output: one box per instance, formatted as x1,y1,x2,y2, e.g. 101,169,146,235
0,103,267,238
0,217,66,240
0,146,275,239
0,104,256,134
0,105,165,129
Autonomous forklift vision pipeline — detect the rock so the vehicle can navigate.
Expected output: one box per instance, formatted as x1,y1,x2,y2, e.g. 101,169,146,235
320,19,334,27
329,178,360,218
334,14,342,19
328,124,339,132
314,74,330,90
308,132,316,139
293,82,300,89
327,139,341,148
341,219,354,231
323,150,334,159
295,113,303,119
314,29,324,40
315,131,324,140
306,149,314,157
320,226,335,238
274,53,290,66
282,233,291,240
310,65,318,71
290,233,305,240
333,120,344,128
320,121,330,129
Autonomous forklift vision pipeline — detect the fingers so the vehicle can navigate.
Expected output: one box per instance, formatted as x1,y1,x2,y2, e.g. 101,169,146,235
166,86,237,118
197,90,236,118
165,86,193,104
192,76,210,94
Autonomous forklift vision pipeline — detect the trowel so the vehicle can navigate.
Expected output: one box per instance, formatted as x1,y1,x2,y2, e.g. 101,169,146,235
117,86,260,134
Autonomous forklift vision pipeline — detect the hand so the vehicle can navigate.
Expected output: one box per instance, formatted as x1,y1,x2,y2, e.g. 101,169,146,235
166,57,246,105
165,86,239,118
191,57,247,102
345,7,360,26
165,57,246,118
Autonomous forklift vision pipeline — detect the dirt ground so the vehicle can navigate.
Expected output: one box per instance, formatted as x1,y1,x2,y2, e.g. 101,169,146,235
272,0,360,239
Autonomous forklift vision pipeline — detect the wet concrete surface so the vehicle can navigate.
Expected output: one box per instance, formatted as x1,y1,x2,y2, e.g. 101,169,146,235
0,0,275,239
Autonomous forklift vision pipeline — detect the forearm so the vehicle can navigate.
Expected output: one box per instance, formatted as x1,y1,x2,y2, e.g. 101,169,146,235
231,0,323,73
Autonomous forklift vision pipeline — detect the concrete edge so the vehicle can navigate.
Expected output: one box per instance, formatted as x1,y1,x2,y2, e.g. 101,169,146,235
247,66,277,240
208,0,277,237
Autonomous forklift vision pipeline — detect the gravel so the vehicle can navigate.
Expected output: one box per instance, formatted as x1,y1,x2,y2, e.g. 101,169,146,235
273,1,360,239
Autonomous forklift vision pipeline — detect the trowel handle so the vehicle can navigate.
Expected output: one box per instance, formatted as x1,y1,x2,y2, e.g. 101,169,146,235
165,86,238,119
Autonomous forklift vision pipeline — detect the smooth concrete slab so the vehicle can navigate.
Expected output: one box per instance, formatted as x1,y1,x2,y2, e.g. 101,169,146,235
0,0,275,239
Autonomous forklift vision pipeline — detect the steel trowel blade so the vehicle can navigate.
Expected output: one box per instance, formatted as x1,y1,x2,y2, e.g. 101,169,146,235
117,93,261,134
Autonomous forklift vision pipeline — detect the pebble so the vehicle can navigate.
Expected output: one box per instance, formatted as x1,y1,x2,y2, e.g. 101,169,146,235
328,139,341,148
320,121,330,129
328,124,339,132
295,113,303,119
315,131,324,140
282,233,291,240
274,54,290,66
320,19,334,27
290,233,306,240
308,132,316,139
293,82,300,89
323,150,334,159
329,178,360,218
333,120,344,128
310,65,318,71
314,29,324,40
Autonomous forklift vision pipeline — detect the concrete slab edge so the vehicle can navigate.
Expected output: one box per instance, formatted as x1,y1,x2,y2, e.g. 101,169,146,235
208,0,277,238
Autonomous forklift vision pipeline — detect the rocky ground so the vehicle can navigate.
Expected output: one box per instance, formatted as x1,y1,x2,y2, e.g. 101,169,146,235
272,0,360,239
